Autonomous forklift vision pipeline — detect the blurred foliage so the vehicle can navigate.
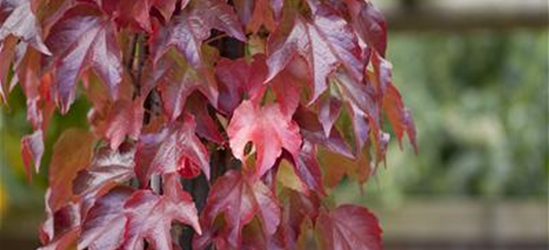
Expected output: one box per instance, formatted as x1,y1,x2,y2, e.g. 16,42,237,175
1,31,548,215
0,86,90,217
336,30,548,205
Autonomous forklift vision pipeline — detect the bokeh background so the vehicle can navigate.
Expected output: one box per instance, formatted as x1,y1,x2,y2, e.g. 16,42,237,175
1,0,548,249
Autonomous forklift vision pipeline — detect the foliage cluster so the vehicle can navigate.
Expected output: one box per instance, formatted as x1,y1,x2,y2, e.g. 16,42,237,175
0,0,415,249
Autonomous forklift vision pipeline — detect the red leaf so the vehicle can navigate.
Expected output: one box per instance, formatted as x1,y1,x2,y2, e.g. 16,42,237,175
318,95,342,137
235,0,276,33
270,66,302,117
345,0,387,57
293,140,325,196
123,175,201,250
215,55,267,114
372,52,418,152
276,189,320,249
293,105,353,159
21,129,44,181
38,201,81,250
79,187,132,250
153,0,185,22
270,0,283,20
200,170,280,249
150,0,246,69
136,114,210,185
38,227,80,250
15,47,55,131
334,71,384,157
72,143,135,202
185,93,224,144
316,205,382,250
48,129,95,211
100,0,153,31
228,100,302,178
103,98,145,150
0,36,16,101
0,0,51,55
79,175,201,250
154,52,217,121
266,4,364,103
44,3,123,113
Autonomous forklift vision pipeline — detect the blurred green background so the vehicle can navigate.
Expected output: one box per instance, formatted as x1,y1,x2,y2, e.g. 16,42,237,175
1,1,548,249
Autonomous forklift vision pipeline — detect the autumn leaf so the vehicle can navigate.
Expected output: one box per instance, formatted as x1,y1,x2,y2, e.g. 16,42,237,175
122,175,201,250
72,142,135,203
293,140,326,196
265,4,364,103
372,52,418,152
319,145,371,188
48,129,95,211
38,201,81,250
44,3,123,113
276,189,320,249
344,0,387,57
293,105,353,159
135,114,210,185
150,0,246,69
215,55,267,114
0,0,51,55
154,51,217,121
199,170,280,249
20,129,44,181
79,187,131,250
79,175,201,250
0,37,16,102
228,100,302,178
316,205,382,250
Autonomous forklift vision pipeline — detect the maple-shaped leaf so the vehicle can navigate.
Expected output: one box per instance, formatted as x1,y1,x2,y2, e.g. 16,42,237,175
153,0,186,22
293,105,353,159
293,140,326,196
199,170,280,249
48,128,95,211
318,95,342,137
44,3,123,113
0,37,16,101
85,73,145,150
185,93,224,144
334,70,385,157
315,205,382,250
79,187,132,250
0,0,50,54
215,55,267,114
72,142,135,202
21,129,44,181
150,0,246,69
122,174,201,250
344,0,387,57
135,114,210,185
270,66,303,117
228,100,302,178
275,189,321,249
153,51,217,121
372,52,417,152
88,97,145,150
15,46,55,131
234,0,276,33
320,145,371,188
80,175,201,250
99,0,153,31
39,200,81,250
266,4,364,103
